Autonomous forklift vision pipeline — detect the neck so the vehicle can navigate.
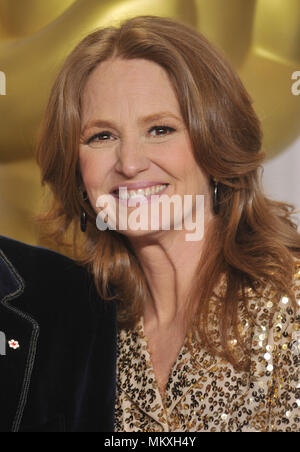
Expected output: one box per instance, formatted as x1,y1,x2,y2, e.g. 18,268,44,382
130,215,214,331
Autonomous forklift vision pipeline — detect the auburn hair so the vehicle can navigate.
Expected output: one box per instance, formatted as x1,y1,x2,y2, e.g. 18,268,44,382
36,15,300,371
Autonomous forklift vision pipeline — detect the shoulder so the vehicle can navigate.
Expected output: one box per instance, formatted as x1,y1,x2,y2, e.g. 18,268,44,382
246,258,300,344
0,235,90,287
0,235,102,315
248,260,300,431
0,235,82,277
247,257,300,313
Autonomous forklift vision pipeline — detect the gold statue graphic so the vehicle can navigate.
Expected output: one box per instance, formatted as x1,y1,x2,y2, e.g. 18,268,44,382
0,0,299,245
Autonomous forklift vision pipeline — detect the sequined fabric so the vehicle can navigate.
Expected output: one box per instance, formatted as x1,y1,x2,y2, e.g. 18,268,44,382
114,263,300,432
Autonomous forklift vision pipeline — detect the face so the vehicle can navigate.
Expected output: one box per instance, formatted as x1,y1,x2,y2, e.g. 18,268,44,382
79,57,212,238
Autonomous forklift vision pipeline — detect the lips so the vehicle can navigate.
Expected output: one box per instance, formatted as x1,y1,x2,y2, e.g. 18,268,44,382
110,182,169,203
110,181,169,194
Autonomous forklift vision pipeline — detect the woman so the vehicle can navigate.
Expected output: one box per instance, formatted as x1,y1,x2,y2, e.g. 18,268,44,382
36,16,300,432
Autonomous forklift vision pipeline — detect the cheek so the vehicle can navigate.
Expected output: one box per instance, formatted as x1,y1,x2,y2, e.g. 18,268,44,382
164,142,198,180
154,138,192,173
171,145,209,192
79,149,110,194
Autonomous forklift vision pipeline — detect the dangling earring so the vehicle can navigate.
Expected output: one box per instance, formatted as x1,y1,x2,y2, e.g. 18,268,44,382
213,180,219,215
80,190,89,233
80,210,87,232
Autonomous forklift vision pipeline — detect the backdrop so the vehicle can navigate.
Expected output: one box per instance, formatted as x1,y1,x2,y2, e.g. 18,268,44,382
0,0,299,247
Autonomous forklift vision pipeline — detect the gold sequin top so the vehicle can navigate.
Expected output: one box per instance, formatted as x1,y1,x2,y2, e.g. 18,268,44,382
114,264,300,432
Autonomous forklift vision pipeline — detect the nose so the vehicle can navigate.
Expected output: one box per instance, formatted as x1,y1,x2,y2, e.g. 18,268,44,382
114,139,150,178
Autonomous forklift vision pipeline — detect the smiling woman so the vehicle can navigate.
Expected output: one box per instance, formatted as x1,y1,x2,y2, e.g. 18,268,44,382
36,16,300,432
78,57,210,238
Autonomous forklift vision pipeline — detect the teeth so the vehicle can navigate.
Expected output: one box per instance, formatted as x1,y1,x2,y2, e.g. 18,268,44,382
117,184,167,200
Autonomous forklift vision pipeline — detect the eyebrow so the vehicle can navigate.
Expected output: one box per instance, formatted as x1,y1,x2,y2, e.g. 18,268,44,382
81,111,182,134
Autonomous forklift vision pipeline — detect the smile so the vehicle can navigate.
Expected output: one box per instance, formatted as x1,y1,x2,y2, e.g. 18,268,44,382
112,184,169,201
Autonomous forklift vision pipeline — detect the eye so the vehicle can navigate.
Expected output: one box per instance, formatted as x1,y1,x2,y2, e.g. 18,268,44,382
148,125,176,137
85,131,114,145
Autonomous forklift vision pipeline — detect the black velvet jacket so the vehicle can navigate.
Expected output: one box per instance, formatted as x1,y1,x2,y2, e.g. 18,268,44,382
0,236,117,432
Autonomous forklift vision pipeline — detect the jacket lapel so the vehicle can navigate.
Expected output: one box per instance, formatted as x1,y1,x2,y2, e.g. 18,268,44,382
0,249,39,432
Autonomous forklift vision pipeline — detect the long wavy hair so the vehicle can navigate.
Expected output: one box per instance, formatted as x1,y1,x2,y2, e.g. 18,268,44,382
36,15,300,371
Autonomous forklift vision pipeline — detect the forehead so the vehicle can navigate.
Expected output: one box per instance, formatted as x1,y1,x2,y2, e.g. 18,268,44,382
81,57,181,118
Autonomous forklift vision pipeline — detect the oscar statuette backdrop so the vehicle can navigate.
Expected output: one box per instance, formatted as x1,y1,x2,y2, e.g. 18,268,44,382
0,0,299,248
